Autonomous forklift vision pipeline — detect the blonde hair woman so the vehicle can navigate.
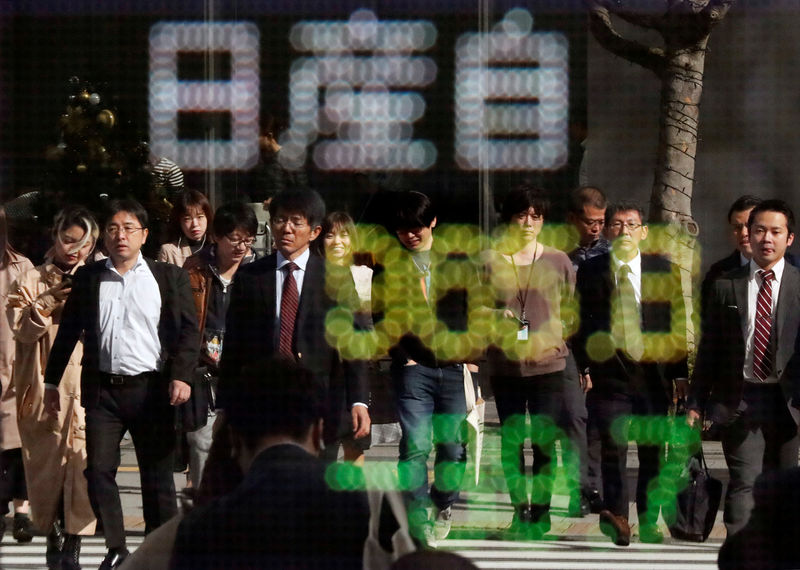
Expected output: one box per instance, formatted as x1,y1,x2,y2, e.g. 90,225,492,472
9,206,99,569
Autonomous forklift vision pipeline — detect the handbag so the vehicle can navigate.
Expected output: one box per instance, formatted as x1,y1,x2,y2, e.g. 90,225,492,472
668,447,722,542
175,368,213,433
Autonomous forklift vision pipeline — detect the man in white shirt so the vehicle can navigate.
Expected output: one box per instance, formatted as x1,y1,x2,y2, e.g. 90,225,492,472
44,200,199,569
574,202,688,546
690,199,800,536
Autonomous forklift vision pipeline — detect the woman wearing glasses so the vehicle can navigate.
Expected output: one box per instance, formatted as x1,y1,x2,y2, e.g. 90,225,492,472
158,190,213,267
483,185,576,539
182,202,259,487
8,206,98,569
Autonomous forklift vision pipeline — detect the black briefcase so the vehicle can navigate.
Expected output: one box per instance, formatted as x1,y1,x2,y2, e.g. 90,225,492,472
669,449,723,542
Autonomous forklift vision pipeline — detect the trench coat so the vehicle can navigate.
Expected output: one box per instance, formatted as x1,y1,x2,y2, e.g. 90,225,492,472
8,261,96,534
0,250,33,451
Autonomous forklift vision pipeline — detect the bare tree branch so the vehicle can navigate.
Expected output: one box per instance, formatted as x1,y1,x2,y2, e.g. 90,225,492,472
585,0,666,76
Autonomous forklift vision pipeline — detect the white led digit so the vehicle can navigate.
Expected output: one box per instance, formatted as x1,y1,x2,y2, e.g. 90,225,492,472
455,9,569,171
149,21,260,171
280,9,438,171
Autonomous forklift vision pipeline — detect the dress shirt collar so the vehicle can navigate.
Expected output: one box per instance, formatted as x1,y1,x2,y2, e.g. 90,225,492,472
739,252,750,267
749,256,785,284
104,252,147,277
610,249,642,277
277,248,310,272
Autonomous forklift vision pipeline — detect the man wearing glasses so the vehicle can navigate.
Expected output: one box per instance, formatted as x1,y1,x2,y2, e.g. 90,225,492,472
219,188,370,458
562,186,611,517
182,201,259,488
574,201,688,546
44,199,199,569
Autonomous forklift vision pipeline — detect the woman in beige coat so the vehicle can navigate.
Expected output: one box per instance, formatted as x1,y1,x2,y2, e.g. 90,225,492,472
0,205,34,543
9,206,99,570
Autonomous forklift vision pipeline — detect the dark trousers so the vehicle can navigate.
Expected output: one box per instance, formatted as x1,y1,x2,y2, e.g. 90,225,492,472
588,388,666,522
85,374,177,549
491,370,565,510
0,448,27,516
721,383,799,536
559,353,594,494
393,363,466,511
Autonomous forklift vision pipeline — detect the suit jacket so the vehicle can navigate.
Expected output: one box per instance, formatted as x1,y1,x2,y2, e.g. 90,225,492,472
44,258,200,410
689,262,800,425
218,252,368,412
573,253,688,408
171,444,370,569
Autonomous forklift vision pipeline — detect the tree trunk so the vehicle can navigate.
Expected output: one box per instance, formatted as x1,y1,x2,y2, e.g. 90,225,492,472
650,37,708,236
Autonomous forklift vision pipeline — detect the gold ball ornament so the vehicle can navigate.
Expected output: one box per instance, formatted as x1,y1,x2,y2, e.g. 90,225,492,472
79,90,90,101
75,163,88,173
96,109,115,129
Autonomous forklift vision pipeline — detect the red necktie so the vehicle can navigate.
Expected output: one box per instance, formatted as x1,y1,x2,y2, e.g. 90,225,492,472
753,269,775,381
278,262,299,358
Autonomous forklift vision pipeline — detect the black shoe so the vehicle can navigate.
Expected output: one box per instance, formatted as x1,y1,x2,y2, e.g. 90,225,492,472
567,494,591,517
529,505,551,539
99,547,129,570
61,534,82,570
46,522,65,569
12,513,33,543
583,488,604,514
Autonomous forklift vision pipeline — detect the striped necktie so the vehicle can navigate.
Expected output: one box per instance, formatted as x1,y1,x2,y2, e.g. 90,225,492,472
278,262,299,358
753,269,775,381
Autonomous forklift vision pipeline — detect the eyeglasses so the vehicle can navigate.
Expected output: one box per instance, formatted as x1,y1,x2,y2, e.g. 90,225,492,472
105,225,144,237
273,216,308,229
580,217,605,228
608,222,643,231
225,235,255,248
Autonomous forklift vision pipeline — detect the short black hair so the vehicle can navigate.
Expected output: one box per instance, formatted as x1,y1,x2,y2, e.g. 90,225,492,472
747,199,795,235
104,199,149,229
606,201,645,224
568,186,607,215
501,184,550,223
727,195,762,223
212,201,258,239
389,191,436,232
225,358,324,447
268,187,325,228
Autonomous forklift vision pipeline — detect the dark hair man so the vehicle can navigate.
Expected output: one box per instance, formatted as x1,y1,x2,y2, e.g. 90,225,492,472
566,186,610,271
44,199,200,568
374,190,475,547
574,201,688,546
219,188,370,456
563,185,612,516
171,358,370,569
700,195,762,318
182,201,259,487
689,199,800,537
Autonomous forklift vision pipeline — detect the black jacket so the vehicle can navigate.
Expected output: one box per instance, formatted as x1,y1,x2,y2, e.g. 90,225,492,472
44,257,200,410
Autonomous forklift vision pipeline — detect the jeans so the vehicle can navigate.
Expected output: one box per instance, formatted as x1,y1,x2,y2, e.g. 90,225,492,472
393,363,467,511
186,409,218,488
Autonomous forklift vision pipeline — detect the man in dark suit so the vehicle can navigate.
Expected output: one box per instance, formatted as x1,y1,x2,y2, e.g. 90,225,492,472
700,195,762,319
689,199,800,537
574,201,688,546
44,199,199,569
219,188,370,450
172,357,370,569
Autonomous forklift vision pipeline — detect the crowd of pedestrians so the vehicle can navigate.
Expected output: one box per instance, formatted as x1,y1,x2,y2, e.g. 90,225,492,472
0,182,797,570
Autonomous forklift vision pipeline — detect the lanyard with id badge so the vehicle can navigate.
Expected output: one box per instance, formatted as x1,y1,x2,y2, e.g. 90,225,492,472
510,251,537,342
